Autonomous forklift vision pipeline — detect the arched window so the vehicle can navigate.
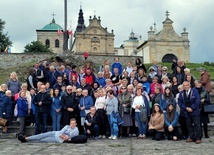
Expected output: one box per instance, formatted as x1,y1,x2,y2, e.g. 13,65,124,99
55,39,60,48
45,39,50,47
91,37,100,43
93,47,98,52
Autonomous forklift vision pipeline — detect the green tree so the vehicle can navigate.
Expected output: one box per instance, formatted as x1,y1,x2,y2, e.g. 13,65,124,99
24,41,52,53
0,19,12,52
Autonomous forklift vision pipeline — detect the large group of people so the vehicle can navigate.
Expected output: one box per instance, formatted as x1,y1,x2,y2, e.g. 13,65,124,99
0,57,212,144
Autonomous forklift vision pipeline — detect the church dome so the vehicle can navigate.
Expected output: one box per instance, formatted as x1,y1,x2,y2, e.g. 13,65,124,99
41,18,63,30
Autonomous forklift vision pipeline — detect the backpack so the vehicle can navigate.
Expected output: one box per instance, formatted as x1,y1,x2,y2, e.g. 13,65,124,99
14,104,18,116
139,105,147,123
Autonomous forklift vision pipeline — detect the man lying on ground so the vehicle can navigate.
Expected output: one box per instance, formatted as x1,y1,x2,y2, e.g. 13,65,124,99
17,118,84,143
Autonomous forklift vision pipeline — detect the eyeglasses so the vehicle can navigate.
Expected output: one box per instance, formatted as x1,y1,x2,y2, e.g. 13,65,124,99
121,88,126,90
162,70,167,71
67,89,72,91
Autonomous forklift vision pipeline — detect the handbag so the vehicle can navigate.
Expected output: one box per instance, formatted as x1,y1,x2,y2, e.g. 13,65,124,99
204,104,214,114
123,107,130,114
0,118,7,126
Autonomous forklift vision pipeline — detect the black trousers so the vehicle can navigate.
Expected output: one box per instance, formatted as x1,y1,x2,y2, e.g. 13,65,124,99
186,115,201,141
61,110,75,127
179,116,189,138
97,109,107,136
165,126,179,139
148,129,164,141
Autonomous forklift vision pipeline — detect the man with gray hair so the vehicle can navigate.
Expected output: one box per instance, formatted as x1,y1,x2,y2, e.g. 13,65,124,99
47,65,60,87
61,85,77,126
178,81,201,144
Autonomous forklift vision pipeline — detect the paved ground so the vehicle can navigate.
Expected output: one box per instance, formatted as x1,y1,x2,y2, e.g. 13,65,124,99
0,137,213,155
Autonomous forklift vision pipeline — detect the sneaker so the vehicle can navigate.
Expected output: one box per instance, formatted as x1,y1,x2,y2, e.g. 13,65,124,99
18,134,26,143
94,137,99,140
142,134,146,139
98,135,102,139
108,135,113,140
30,123,33,126
137,134,143,139
102,135,106,139
132,134,136,137
112,136,118,140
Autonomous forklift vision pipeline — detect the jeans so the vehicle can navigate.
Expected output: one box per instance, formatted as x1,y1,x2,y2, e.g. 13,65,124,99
85,124,99,137
135,112,147,135
27,131,57,143
186,115,201,140
35,112,48,134
51,112,62,131
107,115,118,137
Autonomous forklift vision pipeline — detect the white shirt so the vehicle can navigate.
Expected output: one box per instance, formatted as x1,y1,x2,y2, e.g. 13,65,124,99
132,95,145,112
95,96,107,109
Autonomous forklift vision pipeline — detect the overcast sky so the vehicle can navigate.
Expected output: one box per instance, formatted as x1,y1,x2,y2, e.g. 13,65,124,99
1,0,213,63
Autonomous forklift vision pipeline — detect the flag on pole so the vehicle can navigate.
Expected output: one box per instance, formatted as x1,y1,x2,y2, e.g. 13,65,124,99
68,30,73,35
57,28,63,35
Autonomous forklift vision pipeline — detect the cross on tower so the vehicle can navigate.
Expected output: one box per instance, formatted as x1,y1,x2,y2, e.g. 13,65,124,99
166,11,169,18
52,12,56,19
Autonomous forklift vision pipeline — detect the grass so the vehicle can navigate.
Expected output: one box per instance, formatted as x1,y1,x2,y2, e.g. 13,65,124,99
0,61,36,84
144,62,214,80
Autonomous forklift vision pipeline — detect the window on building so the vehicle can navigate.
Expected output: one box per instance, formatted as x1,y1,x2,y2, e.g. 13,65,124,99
93,47,98,52
45,39,50,48
91,37,100,43
55,39,60,48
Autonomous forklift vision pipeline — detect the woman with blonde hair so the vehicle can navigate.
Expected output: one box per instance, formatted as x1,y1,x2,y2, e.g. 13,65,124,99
95,88,107,138
7,72,21,101
15,83,31,116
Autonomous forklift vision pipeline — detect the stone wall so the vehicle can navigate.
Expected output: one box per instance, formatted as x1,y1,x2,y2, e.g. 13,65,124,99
0,53,55,69
0,52,142,69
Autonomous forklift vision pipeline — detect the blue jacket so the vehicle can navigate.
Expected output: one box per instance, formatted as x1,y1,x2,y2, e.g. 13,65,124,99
0,91,5,117
111,62,123,75
2,96,14,118
79,96,94,117
178,88,200,117
164,111,179,127
47,70,60,87
142,81,150,94
51,96,62,115
31,95,36,114
142,95,151,116
17,97,28,117
96,77,106,87
160,96,176,111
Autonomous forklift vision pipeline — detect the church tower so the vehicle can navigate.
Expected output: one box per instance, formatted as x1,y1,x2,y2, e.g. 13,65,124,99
36,16,63,53
76,5,85,32
137,11,190,63
72,6,115,55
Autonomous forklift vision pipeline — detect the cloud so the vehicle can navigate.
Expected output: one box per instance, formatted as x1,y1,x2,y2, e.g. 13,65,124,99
0,0,213,62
